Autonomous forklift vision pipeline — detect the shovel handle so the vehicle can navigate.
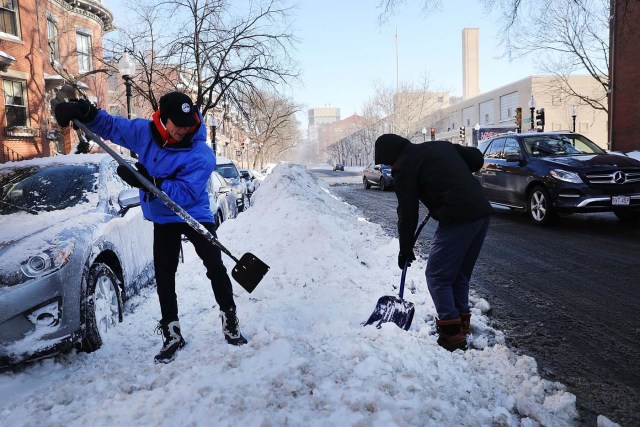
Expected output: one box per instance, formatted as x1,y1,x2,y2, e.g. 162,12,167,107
398,213,430,299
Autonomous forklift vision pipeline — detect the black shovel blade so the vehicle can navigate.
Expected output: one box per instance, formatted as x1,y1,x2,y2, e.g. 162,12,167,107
231,253,269,293
363,295,415,331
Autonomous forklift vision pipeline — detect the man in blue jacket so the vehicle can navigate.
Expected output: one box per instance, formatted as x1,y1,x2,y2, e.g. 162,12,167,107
55,92,247,363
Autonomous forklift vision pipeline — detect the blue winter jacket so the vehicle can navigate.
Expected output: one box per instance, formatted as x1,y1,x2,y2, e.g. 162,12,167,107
86,109,215,224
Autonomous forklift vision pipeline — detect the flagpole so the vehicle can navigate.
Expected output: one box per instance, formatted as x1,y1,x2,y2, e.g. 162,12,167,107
395,28,399,94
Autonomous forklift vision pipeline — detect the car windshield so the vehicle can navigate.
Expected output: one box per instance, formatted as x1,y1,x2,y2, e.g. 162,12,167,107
216,164,239,180
0,164,98,215
523,135,606,157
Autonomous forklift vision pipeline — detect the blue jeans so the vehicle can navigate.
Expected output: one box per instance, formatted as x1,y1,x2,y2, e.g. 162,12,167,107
425,216,490,320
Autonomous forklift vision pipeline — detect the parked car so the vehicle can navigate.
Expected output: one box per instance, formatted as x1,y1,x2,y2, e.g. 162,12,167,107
363,162,394,191
333,163,345,171
0,154,155,368
239,168,260,196
475,131,640,225
208,171,238,225
215,156,249,212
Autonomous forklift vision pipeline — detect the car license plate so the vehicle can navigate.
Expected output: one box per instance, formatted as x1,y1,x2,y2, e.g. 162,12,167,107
612,195,630,206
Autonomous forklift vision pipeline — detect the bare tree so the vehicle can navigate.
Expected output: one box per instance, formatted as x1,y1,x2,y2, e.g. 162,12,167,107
104,0,298,118
243,90,301,169
364,77,447,141
491,0,610,112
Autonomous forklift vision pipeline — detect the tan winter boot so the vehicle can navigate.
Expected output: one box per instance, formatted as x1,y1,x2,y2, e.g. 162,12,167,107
460,311,472,335
436,318,467,351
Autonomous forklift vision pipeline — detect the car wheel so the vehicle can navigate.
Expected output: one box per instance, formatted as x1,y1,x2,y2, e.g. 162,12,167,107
613,209,640,221
79,263,122,353
380,177,387,191
363,176,371,189
527,185,556,225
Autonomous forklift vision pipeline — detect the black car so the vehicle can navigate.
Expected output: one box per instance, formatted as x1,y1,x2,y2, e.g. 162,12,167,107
333,163,344,171
363,162,394,191
475,131,640,224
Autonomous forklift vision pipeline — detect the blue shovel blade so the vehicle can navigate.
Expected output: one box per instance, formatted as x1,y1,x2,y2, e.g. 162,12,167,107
363,295,415,331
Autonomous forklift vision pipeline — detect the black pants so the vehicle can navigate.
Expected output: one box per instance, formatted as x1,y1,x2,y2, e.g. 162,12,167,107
153,222,236,323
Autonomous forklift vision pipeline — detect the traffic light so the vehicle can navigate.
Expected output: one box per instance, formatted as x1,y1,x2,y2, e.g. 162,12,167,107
459,126,466,142
535,108,545,131
430,127,436,141
515,107,522,132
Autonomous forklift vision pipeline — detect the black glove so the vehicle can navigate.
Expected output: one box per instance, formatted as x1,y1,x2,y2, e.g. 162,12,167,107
54,98,98,127
117,162,163,191
398,250,416,270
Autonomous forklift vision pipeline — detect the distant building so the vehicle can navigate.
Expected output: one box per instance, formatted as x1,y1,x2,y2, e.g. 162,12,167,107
307,107,340,156
434,75,608,148
0,0,114,162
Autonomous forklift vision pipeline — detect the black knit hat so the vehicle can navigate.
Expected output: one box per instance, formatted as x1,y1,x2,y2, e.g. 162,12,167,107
159,92,198,127
375,134,410,166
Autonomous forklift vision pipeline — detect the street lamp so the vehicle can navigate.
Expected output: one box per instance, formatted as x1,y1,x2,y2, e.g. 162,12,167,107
118,51,136,156
571,105,577,132
422,127,427,142
528,95,536,130
207,114,218,154
244,138,250,169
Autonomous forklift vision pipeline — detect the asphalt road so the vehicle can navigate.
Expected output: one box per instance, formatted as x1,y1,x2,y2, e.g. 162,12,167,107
318,168,640,427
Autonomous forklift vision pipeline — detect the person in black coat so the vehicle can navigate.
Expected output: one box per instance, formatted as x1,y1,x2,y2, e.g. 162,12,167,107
375,134,492,351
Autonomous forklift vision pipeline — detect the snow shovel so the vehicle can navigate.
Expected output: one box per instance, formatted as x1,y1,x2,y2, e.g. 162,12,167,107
50,95,269,293
363,214,430,330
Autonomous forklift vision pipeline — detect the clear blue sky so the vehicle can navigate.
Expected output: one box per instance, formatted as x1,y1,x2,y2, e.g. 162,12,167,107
103,0,538,119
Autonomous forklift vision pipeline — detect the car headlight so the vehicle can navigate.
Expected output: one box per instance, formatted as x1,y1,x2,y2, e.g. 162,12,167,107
20,242,74,278
550,169,583,183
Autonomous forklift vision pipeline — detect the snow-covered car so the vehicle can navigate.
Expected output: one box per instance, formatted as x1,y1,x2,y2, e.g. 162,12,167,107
208,171,238,225
215,156,249,212
0,154,155,368
239,168,260,196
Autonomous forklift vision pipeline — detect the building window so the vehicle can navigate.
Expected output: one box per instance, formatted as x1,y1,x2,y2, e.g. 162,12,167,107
47,18,59,63
499,92,518,122
0,0,18,36
479,99,494,125
76,32,92,72
3,79,27,127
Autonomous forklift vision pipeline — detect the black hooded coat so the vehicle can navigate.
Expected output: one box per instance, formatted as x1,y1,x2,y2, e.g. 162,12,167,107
375,134,492,256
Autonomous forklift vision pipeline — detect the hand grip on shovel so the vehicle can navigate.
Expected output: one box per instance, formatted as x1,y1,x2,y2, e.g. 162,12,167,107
50,94,269,293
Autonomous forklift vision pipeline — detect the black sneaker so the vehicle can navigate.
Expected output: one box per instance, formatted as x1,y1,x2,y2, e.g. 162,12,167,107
154,320,186,363
221,308,248,346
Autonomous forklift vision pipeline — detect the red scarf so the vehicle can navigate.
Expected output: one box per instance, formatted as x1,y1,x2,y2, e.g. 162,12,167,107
152,110,200,145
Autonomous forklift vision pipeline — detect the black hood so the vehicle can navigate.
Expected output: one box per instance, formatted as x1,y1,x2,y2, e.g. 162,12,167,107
375,134,411,165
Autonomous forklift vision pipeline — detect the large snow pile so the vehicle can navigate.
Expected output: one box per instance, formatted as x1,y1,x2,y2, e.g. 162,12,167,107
0,163,579,426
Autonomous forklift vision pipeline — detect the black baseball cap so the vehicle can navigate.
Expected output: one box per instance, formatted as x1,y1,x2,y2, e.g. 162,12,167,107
159,92,199,127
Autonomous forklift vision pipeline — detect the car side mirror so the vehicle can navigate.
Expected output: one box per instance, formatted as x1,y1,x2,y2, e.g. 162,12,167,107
505,153,522,163
117,188,141,216
374,165,381,170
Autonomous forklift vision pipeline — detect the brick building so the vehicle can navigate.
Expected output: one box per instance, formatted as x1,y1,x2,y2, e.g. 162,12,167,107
609,0,640,151
0,0,113,162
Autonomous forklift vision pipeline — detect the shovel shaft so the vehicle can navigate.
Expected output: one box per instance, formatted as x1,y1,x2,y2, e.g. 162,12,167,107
398,214,430,299
51,98,240,264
